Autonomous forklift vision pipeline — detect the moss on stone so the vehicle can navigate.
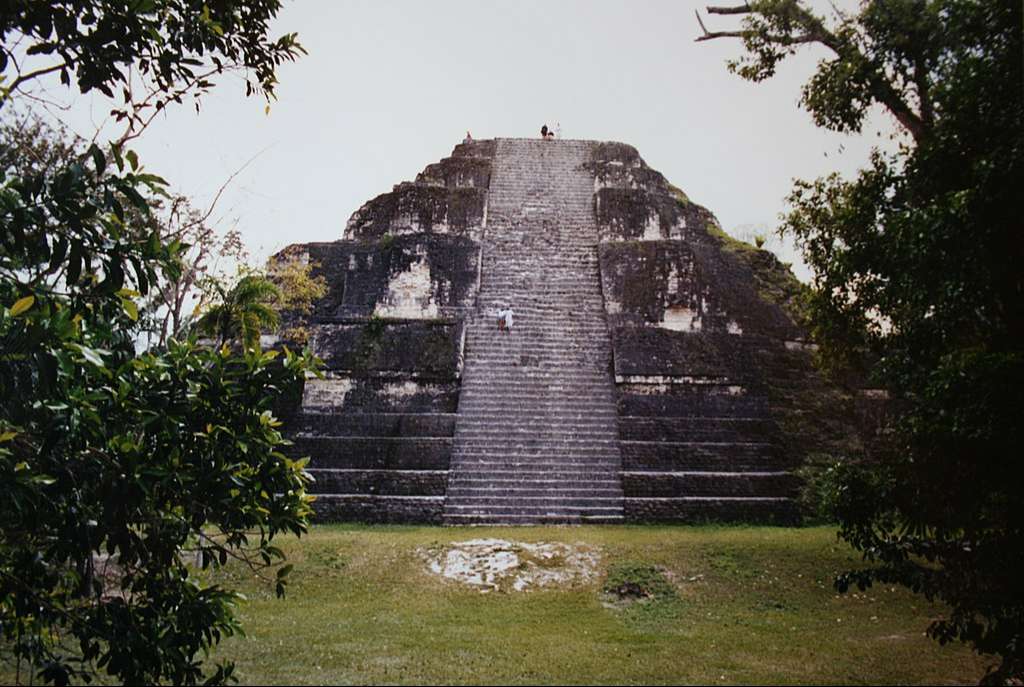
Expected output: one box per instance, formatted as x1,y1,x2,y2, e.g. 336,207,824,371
665,182,690,206
698,220,810,328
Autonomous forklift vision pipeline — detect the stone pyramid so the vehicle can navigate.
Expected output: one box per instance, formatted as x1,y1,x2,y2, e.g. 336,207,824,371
277,137,867,525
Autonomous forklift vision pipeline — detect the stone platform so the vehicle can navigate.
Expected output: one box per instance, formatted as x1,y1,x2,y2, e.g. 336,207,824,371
277,137,865,525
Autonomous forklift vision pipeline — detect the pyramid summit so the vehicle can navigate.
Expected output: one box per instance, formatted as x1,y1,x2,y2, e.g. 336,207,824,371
277,137,868,525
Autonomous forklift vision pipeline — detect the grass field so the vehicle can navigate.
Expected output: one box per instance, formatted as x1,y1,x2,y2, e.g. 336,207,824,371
193,524,988,685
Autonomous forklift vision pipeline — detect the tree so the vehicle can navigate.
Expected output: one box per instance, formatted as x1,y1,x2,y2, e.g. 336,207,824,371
265,254,328,346
1,2,316,684
195,273,281,350
1,0,303,139
698,0,1023,680
142,193,250,350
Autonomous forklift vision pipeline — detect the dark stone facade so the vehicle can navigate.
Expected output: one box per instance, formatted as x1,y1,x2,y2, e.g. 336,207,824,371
276,137,867,525
587,142,869,523
276,141,494,523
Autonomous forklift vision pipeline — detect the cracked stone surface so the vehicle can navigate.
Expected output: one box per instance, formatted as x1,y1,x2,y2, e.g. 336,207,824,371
421,538,600,592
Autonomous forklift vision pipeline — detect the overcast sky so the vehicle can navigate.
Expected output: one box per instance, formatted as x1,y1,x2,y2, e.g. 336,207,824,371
49,0,899,281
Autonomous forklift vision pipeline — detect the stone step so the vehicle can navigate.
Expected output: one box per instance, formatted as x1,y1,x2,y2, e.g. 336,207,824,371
307,468,447,496
457,413,616,423
468,325,611,335
445,503,622,516
618,416,777,442
456,428,618,439
463,344,612,353
456,405,617,417
457,391,616,403
455,441,621,451
292,436,451,470
462,359,612,369
449,476,621,486
451,458,620,469
469,323,609,330
460,370,613,381
447,489,623,500
454,455,620,464
466,341,614,352
620,440,794,471
618,393,771,418
460,389,615,400
448,465,620,476
446,496,623,509
458,388,614,397
442,513,626,525
475,292,605,301
473,303,608,312
443,138,623,523
312,494,445,524
456,424,617,434
622,470,801,498
481,277,601,285
293,412,456,437
624,496,801,525
449,476,621,487
461,372,614,383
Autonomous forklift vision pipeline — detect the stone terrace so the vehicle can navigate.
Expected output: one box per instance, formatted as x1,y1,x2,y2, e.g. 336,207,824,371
276,137,862,525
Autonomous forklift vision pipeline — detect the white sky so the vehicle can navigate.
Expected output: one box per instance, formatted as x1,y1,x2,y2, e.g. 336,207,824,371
45,0,900,281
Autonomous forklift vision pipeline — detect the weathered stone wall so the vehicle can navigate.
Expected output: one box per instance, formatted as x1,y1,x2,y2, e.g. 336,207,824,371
312,320,462,379
275,139,495,523
293,235,480,322
271,136,868,525
346,140,494,242
591,143,802,341
588,141,860,523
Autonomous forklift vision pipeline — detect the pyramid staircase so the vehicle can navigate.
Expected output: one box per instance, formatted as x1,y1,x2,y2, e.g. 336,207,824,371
280,137,816,525
442,139,625,524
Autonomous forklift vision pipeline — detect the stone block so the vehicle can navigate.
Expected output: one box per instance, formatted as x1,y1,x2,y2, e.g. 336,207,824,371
301,376,460,414
298,235,480,321
307,469,447,496
623,497,801,525
290,436,452,470
312,319,463,379
311,495,445,524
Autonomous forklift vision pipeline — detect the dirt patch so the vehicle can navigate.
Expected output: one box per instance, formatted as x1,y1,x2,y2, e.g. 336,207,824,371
601,562,683,611
420,539,600,592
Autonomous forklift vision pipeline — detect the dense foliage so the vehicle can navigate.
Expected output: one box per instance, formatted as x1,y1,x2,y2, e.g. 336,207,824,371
1,2,316,684
1,0,303,135
195,273,281,350
700,0,1023,680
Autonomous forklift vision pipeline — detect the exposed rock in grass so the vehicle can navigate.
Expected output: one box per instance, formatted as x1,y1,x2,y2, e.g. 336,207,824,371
420,539,599,592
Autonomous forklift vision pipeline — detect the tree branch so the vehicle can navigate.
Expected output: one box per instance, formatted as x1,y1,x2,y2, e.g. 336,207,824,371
695,0,928,142
707,4,752,15
114,66,225,146
1,63,67,105
695,10,751,42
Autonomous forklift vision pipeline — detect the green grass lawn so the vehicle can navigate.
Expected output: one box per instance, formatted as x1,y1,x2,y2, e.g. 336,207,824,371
199,524,988,685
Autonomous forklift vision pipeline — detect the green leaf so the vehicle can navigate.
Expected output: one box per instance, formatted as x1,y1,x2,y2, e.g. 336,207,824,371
70,343,108,369
9,295,35,316
121,298,139,321
88,143,106,175
1,432,18,443
125,149,139,171
110,143,124,171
